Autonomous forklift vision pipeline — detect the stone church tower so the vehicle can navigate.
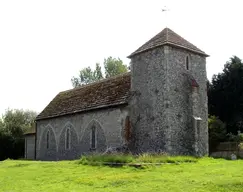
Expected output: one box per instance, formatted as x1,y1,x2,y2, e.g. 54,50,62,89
128,28,209,156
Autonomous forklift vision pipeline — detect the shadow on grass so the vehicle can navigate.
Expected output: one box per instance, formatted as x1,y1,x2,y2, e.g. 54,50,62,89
8,163,31,168
217,182,243,191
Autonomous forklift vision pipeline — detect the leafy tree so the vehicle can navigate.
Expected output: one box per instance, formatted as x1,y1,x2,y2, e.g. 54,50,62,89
208,116,226,141
71,57,128,87
0,109,37,160
71,63,103,87
208,115,226,152
104,57,128,78
0,119,4,130
208,56,243,133
2,109,37,138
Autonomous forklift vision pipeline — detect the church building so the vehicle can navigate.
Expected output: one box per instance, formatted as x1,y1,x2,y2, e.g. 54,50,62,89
25,27,209,160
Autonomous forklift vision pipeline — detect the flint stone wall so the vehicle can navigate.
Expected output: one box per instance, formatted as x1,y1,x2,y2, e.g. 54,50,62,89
36,106,128,160
130,45,208,156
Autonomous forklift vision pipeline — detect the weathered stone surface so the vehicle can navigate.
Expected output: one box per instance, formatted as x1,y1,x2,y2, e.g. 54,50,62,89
32,27,208,160
25,135,35,160
36,107,129,160
57,123,79,160
79,119,107,154
39,125,57,161
129,46,167,153
129,45,208,156
103,144,130,154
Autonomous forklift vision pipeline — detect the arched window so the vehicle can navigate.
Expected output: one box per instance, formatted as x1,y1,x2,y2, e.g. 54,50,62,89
65,128,71,150
46,131,50,149
91,126,96,149
186,56,189,70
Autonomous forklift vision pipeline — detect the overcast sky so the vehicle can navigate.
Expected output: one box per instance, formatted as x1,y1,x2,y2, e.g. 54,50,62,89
0,0,242,115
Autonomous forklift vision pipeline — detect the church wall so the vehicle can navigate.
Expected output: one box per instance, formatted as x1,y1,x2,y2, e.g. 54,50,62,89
25,134,35,160
166,46,208,155
130,46,168,153
36,106,129,160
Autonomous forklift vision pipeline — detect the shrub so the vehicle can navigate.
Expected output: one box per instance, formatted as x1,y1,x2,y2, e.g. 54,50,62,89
0,131,25,161
226,133,243,142
238,142,243,150
208,115,227,152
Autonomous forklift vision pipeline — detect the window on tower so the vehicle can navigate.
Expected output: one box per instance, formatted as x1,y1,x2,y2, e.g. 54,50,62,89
186,56,189,70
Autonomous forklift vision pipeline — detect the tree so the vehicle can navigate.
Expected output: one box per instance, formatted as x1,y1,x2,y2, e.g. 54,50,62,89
208,115,226,152
2,109,37,138
71,63,103,87
104,57,128,78
0,119,4,131
208,56,243,133
0,109,37,160
71,57,128,87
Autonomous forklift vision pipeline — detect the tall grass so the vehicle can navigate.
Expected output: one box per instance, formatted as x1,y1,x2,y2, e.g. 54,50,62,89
136,153,198,163
78,154,134,166
78,153,198,166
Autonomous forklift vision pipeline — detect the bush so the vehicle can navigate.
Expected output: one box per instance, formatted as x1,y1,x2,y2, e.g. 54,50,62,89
0,131,25,161
208,115,227,152
226,132,243,142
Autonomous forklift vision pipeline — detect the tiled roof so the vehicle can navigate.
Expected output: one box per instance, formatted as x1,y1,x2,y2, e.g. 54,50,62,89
36,73,131,120
24,125,36,135
128,28,208,58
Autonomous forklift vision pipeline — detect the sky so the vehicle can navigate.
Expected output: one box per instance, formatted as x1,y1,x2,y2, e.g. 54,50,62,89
0,0,243,115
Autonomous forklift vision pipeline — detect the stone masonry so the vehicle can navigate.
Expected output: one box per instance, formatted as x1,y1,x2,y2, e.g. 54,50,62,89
26,27,209,160
25,134,35,159
129,28,208,156
36,107,129,160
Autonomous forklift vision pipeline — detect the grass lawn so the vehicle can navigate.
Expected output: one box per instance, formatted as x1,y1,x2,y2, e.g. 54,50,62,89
0,158,243,192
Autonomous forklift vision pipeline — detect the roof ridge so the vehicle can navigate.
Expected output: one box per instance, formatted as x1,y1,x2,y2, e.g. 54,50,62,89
128,27,208,58
166,28,203,51
165,27,169,42
61,72,131,94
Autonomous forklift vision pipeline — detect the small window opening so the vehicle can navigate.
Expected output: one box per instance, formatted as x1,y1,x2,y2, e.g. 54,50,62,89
186,56,189,70
46,131,50,149
65,128,71,150
91,126,96,149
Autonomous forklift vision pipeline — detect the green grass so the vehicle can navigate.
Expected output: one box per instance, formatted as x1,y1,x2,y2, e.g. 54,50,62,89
1,158,243,191
78,154,198,166
78,154,134,165
136,153,198,163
